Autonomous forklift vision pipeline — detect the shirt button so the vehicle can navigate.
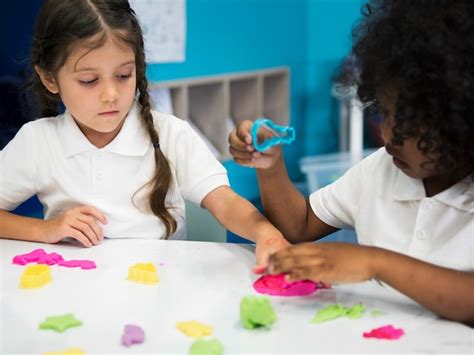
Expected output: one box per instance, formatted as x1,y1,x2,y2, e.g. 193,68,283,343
416,230,426,239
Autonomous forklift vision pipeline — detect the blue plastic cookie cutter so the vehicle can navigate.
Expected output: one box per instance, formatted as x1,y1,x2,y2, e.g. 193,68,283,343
250,118,295,152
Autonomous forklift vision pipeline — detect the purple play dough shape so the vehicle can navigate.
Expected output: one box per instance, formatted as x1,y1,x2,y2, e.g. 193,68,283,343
253,274,319,296
122,324,145,347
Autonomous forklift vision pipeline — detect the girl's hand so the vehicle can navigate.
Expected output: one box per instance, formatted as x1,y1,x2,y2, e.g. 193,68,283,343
42,206,108,247
254,233,291,274
268,242,376,283
228,120,282,169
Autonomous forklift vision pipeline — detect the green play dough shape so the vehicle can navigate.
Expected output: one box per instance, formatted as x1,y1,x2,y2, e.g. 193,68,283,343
240,295,277,329
189,338,224,355
310,304,348,323
346,303,365,319
39,313,82,333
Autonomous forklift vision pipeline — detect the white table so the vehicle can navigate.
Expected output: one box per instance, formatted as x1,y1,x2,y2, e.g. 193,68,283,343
1,239,473,354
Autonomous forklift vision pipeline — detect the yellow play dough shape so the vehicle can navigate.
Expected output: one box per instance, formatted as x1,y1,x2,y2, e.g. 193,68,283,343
176,320,213,338
43,348,85,355
20,264,52,288
127,263,159,284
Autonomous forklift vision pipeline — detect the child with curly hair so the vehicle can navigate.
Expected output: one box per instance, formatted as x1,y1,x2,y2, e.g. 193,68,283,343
229,0,474,324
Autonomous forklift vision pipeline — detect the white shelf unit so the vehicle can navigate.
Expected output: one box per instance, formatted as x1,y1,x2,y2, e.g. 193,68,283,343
149,67,290,161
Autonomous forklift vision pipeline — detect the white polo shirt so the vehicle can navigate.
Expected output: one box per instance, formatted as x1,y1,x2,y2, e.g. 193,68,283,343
310,148,474,271
0,102,229,240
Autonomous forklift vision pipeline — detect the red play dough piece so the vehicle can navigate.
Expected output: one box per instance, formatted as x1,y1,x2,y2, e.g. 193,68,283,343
363,324,404,340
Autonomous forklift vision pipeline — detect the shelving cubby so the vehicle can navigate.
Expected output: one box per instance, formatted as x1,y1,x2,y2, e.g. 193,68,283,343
149,67,290,161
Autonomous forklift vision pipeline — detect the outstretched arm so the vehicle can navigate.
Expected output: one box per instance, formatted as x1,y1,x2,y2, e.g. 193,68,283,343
268,242,474,325
202,185,290,271
228,120,338,243
257,154,338,243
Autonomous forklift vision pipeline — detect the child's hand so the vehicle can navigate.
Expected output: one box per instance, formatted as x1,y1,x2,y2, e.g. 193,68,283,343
254,233,291,274
228,120,282,169
42,206,108,247
268,242,376,283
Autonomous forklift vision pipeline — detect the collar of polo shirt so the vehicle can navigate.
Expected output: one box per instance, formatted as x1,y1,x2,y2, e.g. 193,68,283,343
61,101,150,158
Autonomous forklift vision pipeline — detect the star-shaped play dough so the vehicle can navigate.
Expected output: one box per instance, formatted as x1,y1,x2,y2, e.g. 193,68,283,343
39,314,82,333
176,320,213,338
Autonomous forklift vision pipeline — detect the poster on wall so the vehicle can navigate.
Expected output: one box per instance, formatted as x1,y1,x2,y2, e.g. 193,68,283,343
129,0,186,63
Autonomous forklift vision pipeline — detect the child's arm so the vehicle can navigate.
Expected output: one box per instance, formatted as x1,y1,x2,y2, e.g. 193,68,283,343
229,120,338,243
0,206,107,247
201,186,291,271
268,242,474,325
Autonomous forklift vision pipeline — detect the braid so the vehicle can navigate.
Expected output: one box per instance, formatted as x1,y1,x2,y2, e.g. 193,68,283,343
136,72,177,238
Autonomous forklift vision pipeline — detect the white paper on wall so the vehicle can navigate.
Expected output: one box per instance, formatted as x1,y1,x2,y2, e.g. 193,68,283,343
129,0,186,63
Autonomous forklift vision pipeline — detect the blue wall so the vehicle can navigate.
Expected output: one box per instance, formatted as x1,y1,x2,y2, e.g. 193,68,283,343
147,0,310,200
304,0,365,156
146,0,363,200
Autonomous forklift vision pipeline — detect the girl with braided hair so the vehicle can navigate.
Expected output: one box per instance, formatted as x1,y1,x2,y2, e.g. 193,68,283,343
0,0,289,270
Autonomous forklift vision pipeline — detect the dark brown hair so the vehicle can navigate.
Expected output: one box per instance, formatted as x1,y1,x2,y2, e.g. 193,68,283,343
31,0,177,237
345,0,474,174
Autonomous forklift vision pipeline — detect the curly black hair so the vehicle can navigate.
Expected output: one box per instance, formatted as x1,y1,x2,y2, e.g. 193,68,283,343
347,0,474,174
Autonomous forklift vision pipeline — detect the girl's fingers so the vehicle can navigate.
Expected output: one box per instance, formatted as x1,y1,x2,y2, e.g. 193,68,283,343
78,215,103,241
79,205,108,225
68,228,93,248
71,221,100,246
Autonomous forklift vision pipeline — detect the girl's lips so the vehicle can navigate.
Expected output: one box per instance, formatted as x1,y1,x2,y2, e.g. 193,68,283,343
99,110,119,115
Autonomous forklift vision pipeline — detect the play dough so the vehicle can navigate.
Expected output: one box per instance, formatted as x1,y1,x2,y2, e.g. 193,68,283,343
363,324,404,340
240,295,277,329
20,264,52,288
253,273,318,296
176,320,213,338
121,324,145,347
39,314,82,333
189,338,224,355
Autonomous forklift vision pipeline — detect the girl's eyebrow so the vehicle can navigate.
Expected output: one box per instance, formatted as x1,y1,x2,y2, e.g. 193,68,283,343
74,60,135,72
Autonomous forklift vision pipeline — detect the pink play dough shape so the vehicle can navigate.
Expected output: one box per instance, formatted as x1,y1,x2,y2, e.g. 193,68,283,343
121,324,144,347
37,252,64,265
57,260,96,269
363,324,404,340
12,249,96,269
12,249,46,265
253,274,319,296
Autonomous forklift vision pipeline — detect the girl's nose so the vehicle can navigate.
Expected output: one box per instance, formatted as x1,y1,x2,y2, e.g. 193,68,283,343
100,81,119,103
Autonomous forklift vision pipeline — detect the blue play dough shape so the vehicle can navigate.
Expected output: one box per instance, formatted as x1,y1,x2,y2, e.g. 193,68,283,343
250,118,295,152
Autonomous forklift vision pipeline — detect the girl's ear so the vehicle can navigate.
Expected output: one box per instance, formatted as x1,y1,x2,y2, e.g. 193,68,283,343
34,65,59,94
